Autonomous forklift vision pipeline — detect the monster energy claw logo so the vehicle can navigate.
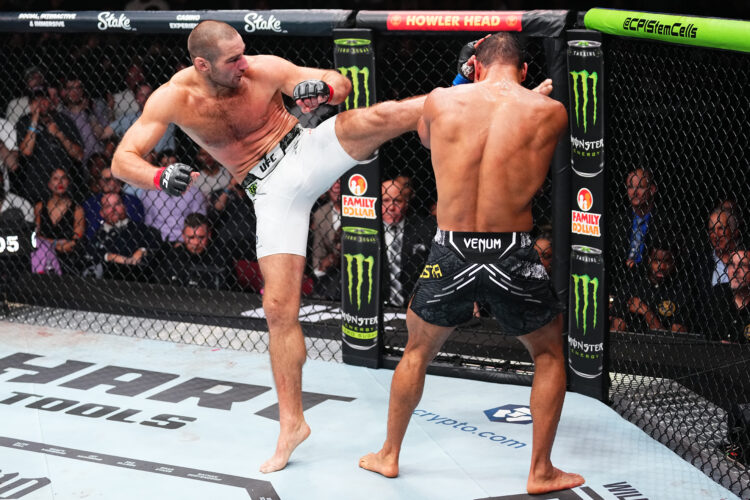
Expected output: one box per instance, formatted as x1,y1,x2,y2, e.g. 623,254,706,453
570,70,598,133
338,66,370,109
572,274,599,335
345,253,374,309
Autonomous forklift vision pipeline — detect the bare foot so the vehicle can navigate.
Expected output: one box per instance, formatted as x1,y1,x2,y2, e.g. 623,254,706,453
359,451,399,478
527,467,585,494
260,421,311,473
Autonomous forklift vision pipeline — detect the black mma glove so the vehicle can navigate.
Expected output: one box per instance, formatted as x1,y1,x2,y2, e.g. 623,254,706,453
154,162,192,196
293,80,332,112
454,35,490,85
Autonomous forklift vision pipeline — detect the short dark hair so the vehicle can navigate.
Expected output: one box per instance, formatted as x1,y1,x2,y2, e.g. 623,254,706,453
27,86,48,101
184,212,210,230
475,32,526,69
187,20,239,63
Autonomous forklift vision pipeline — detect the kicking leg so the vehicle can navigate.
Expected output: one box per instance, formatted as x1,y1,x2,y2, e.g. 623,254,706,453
258,253,311,473
517,314,585,494
359,307,454,477
335,95,427,161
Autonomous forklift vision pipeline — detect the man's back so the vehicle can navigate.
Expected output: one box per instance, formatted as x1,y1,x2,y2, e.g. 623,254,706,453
425,80,566,233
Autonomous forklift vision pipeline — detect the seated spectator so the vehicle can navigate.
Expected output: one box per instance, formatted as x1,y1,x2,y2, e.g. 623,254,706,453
5,65,46,128
85,153,109,198
140,150,206,242
533,228,553,275
31,168,85,275
85,192,161,282
623,168,658,268
209,175,256,260
82,167,144,240
111,62,145,120
192,146,232,197
102,83,176,153
610,241,695,334
156,213,233,290
0,115,19,193
0,170,34,226
310,180,342,284
705,205,742,288
16,87,84,203
703,250,750,343
59,75,105,168
381,177,436,307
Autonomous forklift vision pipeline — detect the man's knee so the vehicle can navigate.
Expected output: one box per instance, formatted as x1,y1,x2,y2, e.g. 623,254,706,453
263,295,298,327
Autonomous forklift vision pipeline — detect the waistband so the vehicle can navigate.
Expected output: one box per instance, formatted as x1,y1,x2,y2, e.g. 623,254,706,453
434,229,532,261
241,125,303,189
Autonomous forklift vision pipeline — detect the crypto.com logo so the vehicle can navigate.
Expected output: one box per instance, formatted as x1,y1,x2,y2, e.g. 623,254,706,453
484,404,533,425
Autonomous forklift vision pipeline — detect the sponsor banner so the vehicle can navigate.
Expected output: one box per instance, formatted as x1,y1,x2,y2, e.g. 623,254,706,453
567,39,604,179
584,8,750,53
568,245,607,400
571,210,601,237
0,10,351,34
384,11,523,32
334,29,382,368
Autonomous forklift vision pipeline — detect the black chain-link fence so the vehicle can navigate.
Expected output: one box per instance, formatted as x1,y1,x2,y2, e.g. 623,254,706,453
605,35,750,496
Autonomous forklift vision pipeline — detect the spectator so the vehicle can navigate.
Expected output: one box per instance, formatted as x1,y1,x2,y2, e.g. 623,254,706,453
5,65,46,128
192,146,232,197
86,192,161,282
0,115,19,193
157,212,233,290
103,83,177,153
533,228,553,274
16,87,84,203
82,167,144,240
140,150,206,242
31,168,85,274
706,205,741,287
703,250,750,343
310,180,342,300
85,153,109,197
611,242,695,334
111,62,145,120
624,168,658,268
0,169,33,226
59,75,105,166
381,177,436,307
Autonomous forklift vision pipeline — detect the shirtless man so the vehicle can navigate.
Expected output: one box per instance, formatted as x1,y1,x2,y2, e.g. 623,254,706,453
359,33,585,495
111,20,424,473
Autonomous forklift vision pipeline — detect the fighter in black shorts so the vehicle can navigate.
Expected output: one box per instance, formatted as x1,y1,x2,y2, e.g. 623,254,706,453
360,33,585,494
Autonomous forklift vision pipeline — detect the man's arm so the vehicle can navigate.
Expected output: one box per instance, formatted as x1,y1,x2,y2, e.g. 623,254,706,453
255,55,351,112
418,91,439,150
111,86,195,194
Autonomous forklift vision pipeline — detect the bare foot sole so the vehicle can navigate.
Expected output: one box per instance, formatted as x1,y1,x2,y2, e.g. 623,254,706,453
260,422,311,473
527,468,585,495
359,452,399,478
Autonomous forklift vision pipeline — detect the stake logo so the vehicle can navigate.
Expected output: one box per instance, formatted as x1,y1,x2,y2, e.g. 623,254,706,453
344,253,375,310
570,69,598,134
338,66,371,109
572,274,599,335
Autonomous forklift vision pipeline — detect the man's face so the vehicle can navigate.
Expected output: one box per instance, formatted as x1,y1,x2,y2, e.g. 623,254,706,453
328,179,341,204
100,193,127,225
626,170,655,210
183,224,210,254
728,251,750,291
708,211,738,252
135,84,153,110
648,248,675,282
381,181,408,225
64,80,84,105
26,71,44,90
99,168,122,195
125,65,145,90
534,237,552,273
207,34,248,89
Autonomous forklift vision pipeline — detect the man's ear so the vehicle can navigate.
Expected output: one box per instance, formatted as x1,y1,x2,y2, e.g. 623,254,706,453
519,62,528,83
194,57,210,73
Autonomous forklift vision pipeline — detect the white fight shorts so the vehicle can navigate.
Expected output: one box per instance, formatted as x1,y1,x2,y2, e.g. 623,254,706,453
242,116,370,259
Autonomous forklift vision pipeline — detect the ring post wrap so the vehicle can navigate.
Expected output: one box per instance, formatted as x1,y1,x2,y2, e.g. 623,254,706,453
333,28,383,368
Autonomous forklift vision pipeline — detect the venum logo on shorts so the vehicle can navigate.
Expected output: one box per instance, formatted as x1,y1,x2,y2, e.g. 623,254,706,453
344,253,374,310
97,12,133,31
337,66,370,110
0,470,51,498
243,13,283,34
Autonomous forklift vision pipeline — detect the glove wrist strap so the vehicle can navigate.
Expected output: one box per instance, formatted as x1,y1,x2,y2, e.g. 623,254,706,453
327,83,334,101
153,167,166,190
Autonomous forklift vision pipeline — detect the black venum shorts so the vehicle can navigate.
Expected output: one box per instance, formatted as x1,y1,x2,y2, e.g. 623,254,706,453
409,229,565,336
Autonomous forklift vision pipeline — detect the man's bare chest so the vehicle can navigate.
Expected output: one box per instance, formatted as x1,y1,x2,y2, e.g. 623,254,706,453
183,98,272,148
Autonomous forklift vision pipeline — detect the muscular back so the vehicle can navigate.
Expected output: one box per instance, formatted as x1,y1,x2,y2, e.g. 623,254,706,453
423,81,567,232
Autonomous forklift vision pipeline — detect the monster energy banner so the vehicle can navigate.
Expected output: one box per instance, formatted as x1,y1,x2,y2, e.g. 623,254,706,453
340,227,382,367
568,245,608,401
333,28,382,367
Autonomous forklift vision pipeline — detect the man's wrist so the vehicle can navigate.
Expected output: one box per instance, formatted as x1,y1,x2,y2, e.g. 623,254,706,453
153,167,166,189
